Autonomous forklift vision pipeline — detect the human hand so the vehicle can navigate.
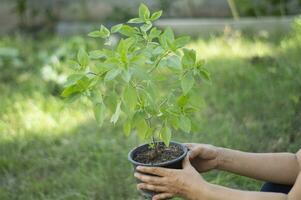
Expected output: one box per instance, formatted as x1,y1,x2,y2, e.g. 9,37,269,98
135,155,207,200
185,143,220,172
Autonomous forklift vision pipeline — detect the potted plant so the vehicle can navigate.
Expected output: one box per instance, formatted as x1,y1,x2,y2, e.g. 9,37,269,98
62,3,210,198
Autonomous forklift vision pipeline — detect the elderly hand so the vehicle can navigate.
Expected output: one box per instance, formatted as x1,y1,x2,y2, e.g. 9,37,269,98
135,155,207,200
185,143,220,173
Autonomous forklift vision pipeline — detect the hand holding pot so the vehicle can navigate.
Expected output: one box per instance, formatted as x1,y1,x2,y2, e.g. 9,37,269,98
135,155,206,200
185,143,220,173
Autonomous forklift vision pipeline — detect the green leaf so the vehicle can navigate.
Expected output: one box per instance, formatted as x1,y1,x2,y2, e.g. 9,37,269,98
118,25,138,37
164,27,175,41
88,31,103,38
89,50,105,59
90,90,103,104
198,68,211,81
104,68,121,81
158,35,168,50
139,3,150,20
144,127,154,140
104,91,118,112
132,66,150,80
110,101,122,124
182,49,196,68
136,118,148,140
150,10,162,21
128,18,144,23
117,38,135,58
181,71,195,95
149,27,161,40
121,69,132,83
184,106,198,114
67,60,80,70
140,23,152,32
123,85,137,110
174,36,190,49
102,49,115,58
77,48,89,67
64,73,83,87
130,54,145,66
159,27,174,50
63,76,90,94
165,55,181,71
88,25,110,38
123,118,132,136
105,57,121,69
160,125,171,146
63,77,92,97
196,59,205,68
169,116,179,130
179,115,191,133
100,25,110,38
111,23,123,33
61,85,79,98
152,46,164,55
77,76,92,91
177,94,189,108
94,103,106,126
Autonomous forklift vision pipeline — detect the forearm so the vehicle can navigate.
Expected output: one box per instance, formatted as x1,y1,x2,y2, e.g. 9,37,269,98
202,183,287,200
217,148,299,184
198,171,301,200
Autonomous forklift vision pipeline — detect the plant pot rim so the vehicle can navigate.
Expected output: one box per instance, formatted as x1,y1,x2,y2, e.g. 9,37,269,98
128,141,188,167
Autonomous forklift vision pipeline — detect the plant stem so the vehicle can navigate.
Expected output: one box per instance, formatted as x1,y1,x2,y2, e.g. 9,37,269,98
159,97,169,108
148,50,170,73
151,135,159,155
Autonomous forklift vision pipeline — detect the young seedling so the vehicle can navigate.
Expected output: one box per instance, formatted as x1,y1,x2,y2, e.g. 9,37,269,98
62,4,210,156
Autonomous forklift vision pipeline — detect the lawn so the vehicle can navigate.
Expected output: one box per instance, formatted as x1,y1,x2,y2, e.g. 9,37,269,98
0,26,301,199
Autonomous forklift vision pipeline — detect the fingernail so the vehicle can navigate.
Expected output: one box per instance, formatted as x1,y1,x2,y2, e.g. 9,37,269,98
136,166,142,170
134,173,138,177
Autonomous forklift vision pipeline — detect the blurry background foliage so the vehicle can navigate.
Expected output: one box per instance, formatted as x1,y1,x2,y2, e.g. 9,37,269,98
2,0,300,34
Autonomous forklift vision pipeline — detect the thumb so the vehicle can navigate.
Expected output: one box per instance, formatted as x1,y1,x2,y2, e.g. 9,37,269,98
182,154,191,169
188,148,198,160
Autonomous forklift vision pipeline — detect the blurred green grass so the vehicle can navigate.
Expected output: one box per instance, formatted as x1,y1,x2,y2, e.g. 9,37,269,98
0,30,301,199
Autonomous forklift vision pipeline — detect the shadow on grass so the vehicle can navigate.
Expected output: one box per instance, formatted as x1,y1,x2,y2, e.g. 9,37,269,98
0,120,142,200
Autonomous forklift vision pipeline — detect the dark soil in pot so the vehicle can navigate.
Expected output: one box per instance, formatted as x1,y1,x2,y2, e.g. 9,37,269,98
128,141,188,199
134,142,184,164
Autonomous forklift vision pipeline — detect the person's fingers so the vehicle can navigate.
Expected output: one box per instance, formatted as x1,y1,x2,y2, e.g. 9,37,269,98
182,155,191,168
188,145,203,159
137,183,167,192
184,143,195,150
136,166,172,176
152,193,173,200
185,143,212,160
134,172,164,184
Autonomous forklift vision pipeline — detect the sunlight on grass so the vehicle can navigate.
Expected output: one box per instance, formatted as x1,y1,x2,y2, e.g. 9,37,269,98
190,37,274,60
0,92,93,140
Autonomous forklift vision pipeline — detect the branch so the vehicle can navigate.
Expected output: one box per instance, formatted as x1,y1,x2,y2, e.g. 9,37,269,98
148,50,170,73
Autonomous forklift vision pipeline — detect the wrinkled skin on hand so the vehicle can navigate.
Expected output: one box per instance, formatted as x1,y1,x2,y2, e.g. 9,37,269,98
135,155,206,200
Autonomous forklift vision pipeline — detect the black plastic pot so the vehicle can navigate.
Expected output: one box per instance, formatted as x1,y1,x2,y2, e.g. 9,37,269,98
128,141,188,199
